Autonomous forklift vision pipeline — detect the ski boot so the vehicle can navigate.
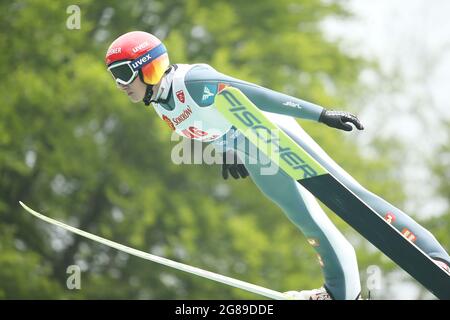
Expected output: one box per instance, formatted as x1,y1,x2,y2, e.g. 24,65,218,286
284,286,362,300
284,287,332,300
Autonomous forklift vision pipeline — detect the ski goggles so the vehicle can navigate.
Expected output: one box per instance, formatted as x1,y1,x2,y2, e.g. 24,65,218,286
107,43,167,85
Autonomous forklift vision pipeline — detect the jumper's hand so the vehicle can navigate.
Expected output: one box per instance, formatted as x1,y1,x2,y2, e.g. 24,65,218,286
319,110,364,132
222,151,249,180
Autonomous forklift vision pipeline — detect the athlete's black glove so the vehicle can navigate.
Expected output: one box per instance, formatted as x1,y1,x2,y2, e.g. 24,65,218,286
319,109,364,132
222,151,249,180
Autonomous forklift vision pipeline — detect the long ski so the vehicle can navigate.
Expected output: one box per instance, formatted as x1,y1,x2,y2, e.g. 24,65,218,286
19,201,290,300
215,87,450,299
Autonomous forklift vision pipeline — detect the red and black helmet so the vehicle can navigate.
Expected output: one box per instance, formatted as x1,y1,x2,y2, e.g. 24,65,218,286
105,31,170,85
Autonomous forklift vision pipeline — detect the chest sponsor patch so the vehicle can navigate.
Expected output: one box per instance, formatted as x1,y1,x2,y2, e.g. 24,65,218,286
201,84,217,105
172,106,193,125
176,90,185,103
162,115,175,131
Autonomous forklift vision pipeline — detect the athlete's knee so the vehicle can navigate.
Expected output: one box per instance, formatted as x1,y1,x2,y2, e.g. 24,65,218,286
250,173,299,206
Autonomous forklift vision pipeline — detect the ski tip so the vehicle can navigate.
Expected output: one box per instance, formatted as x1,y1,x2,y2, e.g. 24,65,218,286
18,201,39,218
19,201,29,211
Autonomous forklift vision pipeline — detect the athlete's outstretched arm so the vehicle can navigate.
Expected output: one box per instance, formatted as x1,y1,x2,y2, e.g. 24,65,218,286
232,82,364,132
184,64,364,132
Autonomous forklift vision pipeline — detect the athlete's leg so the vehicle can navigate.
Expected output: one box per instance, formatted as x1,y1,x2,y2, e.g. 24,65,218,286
267,113,450,265
219,131,361,300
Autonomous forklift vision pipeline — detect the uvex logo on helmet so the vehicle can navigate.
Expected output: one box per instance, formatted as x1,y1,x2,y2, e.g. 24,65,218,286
132,41,149,53
131,53,153,71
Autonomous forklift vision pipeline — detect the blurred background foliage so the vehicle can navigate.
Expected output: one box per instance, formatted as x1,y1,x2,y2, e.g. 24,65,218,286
0,0,448,299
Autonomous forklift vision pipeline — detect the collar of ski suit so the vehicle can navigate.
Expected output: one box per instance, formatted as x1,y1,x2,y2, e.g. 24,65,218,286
148,64,177,104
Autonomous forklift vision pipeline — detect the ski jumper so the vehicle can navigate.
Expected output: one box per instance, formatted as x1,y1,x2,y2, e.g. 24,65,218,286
150,63,450,300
